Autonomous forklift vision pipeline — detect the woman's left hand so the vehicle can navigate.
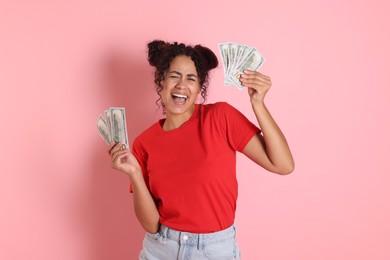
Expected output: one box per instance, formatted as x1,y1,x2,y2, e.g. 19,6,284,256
239,70,272,104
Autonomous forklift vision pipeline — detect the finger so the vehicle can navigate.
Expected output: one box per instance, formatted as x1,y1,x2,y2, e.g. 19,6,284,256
111,148,130,162
240,75,269,83
109,142,124,156
243,70,269,77
108,142,117,155
242,70,258,75
241,71,270,81
240,77,271,88
112,150,131,165
240,73,271,85
243,71,271,82
116,153,128,164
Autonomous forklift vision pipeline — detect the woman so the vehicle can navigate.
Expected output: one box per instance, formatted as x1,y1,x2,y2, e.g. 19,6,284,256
109,40,294,259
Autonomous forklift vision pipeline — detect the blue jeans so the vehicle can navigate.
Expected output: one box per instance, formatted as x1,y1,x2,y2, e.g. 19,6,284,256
139,224,241,260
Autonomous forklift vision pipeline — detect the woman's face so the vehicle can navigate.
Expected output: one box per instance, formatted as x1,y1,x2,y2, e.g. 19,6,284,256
160,55,201,117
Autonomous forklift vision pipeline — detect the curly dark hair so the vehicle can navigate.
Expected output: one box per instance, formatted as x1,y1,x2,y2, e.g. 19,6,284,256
147,40,219,112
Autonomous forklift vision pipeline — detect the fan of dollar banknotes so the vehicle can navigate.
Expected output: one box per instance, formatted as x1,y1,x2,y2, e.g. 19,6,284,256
97,107,129,148
218,42,265,89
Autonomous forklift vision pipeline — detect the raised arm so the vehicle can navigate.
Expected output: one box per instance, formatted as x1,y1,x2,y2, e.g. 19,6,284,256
240,70,294,175
109,143,160,233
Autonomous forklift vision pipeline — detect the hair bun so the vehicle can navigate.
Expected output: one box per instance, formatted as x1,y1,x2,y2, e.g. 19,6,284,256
194,45,219,71
147,40,169,67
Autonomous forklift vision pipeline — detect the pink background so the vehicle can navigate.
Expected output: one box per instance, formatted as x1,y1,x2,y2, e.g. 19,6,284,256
1,0,389,259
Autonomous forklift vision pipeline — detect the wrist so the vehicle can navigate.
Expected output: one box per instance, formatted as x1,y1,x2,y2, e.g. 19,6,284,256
128,169,144,183
251,99,267,111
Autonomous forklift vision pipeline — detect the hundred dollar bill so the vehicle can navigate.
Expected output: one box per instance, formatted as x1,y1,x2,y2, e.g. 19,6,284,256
218,42,265,89
231,47,265,89
218,43,233,86
104,109,113,139
110,107,129,148
97,107,129,148
233,47,265,79
97,115,111,145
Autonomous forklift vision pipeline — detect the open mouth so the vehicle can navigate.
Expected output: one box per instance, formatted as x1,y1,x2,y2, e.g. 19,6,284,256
171,93,188,103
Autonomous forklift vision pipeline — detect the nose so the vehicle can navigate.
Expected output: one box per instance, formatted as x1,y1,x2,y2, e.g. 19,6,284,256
175,78,185,89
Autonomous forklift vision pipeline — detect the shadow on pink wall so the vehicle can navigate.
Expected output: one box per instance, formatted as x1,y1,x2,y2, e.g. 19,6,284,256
86,50,156,259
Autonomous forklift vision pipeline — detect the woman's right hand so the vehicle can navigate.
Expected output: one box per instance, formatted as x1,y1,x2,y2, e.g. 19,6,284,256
108,142,141,178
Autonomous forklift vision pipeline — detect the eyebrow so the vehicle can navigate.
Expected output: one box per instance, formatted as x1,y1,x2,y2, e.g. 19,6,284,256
169,70,198,78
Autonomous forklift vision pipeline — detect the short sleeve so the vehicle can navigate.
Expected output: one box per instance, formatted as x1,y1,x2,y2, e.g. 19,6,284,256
216,102,261,152
129,137,149,193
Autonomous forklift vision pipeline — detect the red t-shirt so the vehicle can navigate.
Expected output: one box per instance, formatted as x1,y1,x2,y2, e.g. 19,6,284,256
131,102,260,233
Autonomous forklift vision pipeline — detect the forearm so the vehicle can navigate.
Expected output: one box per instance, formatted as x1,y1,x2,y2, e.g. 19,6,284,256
252,102,294,174
130,174,160,233
108,143,160,232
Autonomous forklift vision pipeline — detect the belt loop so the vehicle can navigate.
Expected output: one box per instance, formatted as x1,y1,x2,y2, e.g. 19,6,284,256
197,234,201,250
165,225,170,239
160,224,168,240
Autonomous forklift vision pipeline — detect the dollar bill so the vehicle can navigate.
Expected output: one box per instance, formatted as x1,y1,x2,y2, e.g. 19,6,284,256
97,107,129,148
218,43,232,86
105,109,113,138
97,115,111,145
218,42,265,89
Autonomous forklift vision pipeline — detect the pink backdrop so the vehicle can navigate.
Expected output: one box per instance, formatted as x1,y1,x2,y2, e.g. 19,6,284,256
1,0,389,259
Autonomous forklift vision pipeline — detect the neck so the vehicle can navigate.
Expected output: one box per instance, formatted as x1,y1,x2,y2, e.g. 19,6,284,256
163,104,196,131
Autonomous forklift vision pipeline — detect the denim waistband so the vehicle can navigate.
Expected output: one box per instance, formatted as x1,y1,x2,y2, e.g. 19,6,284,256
159,224,237,246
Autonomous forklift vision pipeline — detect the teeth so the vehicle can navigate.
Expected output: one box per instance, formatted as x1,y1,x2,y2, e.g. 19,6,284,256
172,94,187,99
